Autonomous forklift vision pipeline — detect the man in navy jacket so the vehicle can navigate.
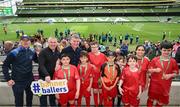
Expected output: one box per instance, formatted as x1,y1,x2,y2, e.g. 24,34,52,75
2,35,38,107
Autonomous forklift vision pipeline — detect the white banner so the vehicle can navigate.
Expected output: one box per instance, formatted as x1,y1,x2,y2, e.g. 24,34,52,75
31,79,69,95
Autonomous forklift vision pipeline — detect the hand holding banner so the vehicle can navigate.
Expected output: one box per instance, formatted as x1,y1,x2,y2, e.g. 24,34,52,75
31,79,69,95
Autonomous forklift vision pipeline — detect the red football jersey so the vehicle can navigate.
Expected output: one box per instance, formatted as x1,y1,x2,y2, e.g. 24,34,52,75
120,67,141,95
102,64,119,83
88,52,107,70
137,57,150,88
54,64,80,91
77,63,93,84
148,56,179,96
88,52,107,83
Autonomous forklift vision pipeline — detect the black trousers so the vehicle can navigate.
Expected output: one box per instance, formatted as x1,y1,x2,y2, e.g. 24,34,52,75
40,94,56,107
12,80,33,107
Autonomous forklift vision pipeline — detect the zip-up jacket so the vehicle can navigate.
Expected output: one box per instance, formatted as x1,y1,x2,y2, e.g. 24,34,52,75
2,46,38,82
38,47,60,79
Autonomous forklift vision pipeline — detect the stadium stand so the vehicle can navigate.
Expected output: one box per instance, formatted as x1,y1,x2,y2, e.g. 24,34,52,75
15,0,180,17
0,0,179,106
22,0,176,2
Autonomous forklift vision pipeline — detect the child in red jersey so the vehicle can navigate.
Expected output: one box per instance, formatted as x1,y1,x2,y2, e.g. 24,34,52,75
118,54,142,107
77,51,94,107
88,41,107,106
54,53,80,107
114,55,126,106
147,40,179,107
135,45,150,91
116,55,127,71
101,51,121,106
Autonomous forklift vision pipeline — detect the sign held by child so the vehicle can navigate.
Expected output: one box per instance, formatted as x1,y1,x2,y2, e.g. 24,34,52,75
31,79,69,95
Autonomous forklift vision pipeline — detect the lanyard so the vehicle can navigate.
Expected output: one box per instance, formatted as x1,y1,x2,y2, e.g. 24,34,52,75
62,65,70,80
160,56,170,75
107,63,115,81
80,64,88,81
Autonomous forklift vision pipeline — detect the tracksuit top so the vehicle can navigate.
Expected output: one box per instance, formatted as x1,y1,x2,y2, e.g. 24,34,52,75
2,46,37,82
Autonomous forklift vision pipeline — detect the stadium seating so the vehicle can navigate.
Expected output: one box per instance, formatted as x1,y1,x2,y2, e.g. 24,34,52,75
15,0,179,17
23,0,176,2
16,7,180,14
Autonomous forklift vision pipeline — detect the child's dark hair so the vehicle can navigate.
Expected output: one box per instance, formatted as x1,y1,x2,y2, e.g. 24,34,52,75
160,40,173,49
80,50,88,58
115,55,126,62
106,51,116,57
59,53,70,60
135,45,145,51
127,54,137,62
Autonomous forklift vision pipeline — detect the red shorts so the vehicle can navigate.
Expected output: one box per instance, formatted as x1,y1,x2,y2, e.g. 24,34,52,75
92,71,101,89
79,82,91,97
148,91,169,105
92,81,100,89
58,90,76,105
102,82,117,98
122,89,139,106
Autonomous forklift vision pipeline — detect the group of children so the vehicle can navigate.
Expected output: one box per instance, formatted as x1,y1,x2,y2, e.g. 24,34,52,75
53,40,179,107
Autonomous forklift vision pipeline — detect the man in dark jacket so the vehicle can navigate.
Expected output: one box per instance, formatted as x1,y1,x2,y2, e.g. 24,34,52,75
61,33,81,66
38,37,60,107
2,35,38,107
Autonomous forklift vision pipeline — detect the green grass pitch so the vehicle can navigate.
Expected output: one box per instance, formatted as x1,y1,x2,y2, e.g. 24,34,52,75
1,22,179,44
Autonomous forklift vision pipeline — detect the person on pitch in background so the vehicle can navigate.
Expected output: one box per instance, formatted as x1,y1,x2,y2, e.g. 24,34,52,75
147,40,179,107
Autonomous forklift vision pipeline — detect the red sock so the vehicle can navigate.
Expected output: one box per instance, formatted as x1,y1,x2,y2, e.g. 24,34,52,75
93,93,98,106
155,103,163,107
124,104,130,107
85,96,90,107
147,98,153,107
77,96,82,106
108,100,113,106
103,97,113,107
104,97,108,106
99,92,103,105
70,103,75,107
